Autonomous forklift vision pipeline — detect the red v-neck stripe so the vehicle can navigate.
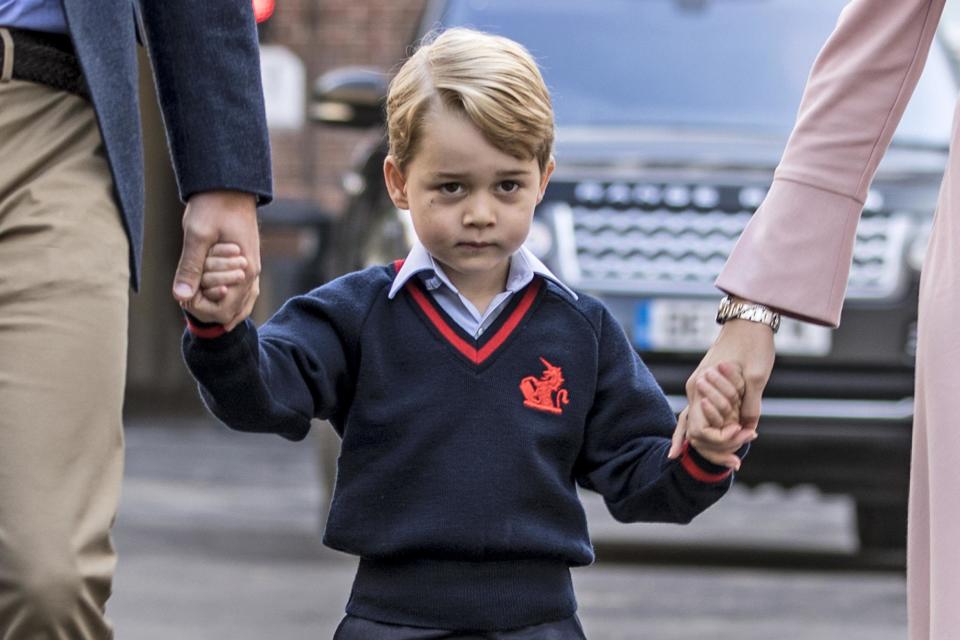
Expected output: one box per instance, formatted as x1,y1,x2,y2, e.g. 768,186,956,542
476,282,539,362
406,284,478,362
405,278,543,365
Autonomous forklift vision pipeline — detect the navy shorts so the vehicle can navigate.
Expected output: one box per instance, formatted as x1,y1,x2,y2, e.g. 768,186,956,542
333,614,587,639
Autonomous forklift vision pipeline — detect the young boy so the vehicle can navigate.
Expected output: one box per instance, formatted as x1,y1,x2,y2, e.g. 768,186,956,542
182,28,751,639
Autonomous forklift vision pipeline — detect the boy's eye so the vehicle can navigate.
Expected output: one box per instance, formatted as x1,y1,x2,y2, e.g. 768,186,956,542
439,183,464,195
498,181,521,193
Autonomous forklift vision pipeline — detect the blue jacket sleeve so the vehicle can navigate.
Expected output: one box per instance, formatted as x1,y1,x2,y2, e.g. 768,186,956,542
575,308,738,524
137,0,272,203
180,268,392,439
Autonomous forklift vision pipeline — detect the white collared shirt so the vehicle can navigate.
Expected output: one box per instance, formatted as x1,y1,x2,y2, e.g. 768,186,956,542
388,242,578,339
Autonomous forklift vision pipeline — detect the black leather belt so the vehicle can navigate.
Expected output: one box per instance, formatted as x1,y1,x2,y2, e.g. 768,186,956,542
0,27,90,101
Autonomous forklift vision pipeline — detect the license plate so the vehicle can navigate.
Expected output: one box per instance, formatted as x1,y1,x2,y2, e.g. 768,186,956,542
633,299,832,356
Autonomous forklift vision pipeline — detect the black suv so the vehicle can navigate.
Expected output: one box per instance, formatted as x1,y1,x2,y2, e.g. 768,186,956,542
309,0,957,551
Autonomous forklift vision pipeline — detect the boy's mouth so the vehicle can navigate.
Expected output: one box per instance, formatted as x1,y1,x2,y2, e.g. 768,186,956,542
457,241,495,249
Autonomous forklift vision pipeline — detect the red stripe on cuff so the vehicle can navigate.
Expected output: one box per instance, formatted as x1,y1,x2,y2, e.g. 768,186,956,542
186,318,227,339
680,441,733,483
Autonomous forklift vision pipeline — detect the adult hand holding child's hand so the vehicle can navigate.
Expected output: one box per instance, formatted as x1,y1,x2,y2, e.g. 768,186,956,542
173,190,261,330
180,243,252,326
670,319,776,469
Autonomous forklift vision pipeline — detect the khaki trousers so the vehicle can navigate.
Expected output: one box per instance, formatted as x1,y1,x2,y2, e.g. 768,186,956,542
0,76,129,639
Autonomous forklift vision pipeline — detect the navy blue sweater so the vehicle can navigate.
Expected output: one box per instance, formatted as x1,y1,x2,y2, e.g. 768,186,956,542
182,264,738,631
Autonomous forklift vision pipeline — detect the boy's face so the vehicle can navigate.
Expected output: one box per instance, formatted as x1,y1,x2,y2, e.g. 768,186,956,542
384,105,554,293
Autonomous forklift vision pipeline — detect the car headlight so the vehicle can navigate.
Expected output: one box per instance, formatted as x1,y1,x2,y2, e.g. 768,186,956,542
395,207,417,249
907,218,933,272
341,171,366,196
525,218,554,259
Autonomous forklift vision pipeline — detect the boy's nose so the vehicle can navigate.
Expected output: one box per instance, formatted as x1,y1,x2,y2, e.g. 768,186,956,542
463,197,496,227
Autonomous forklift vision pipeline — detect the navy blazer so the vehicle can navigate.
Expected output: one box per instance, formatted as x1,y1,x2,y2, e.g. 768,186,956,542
62,0,273,287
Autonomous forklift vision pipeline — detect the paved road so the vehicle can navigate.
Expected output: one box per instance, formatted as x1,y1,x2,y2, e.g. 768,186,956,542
108,417,907,639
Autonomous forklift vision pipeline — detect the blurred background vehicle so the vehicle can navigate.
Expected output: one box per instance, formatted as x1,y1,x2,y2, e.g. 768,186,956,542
941,0,960,59
307,0,959,552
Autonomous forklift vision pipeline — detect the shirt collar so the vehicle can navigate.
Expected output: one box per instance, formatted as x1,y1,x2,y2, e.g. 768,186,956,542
388,242,578,301
387,242,438,298
510,245,578,300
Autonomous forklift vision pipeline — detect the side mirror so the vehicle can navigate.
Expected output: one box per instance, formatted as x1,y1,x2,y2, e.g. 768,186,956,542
309,67,388,129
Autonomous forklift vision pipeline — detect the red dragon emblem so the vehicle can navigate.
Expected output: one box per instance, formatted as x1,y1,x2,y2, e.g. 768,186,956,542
520,357,570,415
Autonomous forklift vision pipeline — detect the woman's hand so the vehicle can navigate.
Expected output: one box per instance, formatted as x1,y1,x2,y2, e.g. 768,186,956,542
669,318,776,467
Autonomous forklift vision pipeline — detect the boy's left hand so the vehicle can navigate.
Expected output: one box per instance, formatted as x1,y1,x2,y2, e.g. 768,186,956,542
696,361,744,428
678,362,754,469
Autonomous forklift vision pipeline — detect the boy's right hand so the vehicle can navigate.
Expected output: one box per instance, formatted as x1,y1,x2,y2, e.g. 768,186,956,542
181,243,250,325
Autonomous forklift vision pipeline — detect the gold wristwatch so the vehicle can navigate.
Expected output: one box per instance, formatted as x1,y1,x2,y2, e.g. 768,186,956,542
716,296,781,333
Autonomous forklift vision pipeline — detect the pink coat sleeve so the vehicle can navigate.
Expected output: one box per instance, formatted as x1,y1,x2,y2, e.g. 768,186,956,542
715,0,946,326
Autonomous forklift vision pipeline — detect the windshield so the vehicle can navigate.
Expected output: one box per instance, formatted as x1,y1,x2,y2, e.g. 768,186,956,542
439,0,955,146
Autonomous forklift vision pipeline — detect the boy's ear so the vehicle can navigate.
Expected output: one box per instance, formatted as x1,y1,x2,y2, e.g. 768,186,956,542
383,156,410,210
536,157,556,204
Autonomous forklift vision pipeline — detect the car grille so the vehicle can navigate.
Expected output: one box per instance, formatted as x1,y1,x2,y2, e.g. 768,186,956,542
546,182,912,299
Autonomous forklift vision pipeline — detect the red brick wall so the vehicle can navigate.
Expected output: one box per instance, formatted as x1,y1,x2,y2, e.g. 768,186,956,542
262,0,427,214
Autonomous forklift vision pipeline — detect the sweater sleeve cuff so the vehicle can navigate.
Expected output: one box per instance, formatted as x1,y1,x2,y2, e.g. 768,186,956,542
183,312,228,339
679,441,734,484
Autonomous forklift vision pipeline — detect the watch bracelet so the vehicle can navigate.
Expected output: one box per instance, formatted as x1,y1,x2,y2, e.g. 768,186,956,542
716,296,781,333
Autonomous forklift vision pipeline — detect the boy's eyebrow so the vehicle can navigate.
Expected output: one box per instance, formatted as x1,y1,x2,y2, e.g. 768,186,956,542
432,169,534,180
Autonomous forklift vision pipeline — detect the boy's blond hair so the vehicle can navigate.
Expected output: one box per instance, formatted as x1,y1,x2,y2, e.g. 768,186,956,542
386,27,554,173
